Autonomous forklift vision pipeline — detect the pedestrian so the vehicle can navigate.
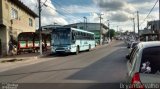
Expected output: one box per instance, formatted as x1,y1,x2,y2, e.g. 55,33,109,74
42,41,45,51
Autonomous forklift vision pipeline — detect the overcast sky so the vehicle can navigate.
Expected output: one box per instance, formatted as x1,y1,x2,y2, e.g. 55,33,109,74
21,0,159,32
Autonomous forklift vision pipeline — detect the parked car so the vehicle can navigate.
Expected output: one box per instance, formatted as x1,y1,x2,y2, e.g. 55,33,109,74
126,41,160,89
127,39,135,48
128,42,139,52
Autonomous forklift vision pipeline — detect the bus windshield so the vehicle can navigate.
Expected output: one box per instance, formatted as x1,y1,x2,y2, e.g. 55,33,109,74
52,29,71,46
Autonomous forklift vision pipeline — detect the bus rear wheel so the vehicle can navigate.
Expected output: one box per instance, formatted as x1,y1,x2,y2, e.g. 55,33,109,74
76,46,79,55
88,44,91,51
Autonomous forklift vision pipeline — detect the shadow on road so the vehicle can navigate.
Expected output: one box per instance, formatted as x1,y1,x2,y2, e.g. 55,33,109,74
0,67,83,76
66,46,128,83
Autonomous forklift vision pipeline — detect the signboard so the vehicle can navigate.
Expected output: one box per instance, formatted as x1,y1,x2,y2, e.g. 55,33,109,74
34,41,39,47
20,41,26,48
28,41,33,47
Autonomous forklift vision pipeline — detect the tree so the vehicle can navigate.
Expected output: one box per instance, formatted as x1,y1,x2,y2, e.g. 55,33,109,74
106,29,116,39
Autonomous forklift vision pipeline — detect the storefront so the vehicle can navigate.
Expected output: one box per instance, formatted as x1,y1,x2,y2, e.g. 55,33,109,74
140,33,159,41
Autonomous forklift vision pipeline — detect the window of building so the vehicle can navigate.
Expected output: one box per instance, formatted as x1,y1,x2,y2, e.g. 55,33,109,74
79,26,84,29
11,8,18,19
29,18,33,27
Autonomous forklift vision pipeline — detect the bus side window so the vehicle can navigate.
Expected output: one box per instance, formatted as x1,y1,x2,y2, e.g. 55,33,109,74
86,34,88,40
72,32,76,43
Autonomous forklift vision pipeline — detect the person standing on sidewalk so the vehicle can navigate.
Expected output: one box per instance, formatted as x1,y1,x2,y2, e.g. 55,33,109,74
8,35,17,56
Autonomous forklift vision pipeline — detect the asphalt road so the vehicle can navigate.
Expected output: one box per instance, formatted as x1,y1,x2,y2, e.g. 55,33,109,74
0,40,129,89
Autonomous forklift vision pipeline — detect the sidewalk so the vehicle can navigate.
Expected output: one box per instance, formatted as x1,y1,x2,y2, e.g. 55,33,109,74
0,50,51,63
0,42,112,72
0,41,113,63
93,40,114,49
0,50,53,73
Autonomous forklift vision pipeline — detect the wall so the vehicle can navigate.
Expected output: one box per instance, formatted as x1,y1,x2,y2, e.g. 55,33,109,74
0,27,7,56
76,23,107,34
0,0,36,56
2,0,36,33
0,0,2,24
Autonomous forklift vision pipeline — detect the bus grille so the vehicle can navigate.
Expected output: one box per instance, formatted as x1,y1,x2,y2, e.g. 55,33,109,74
56,48,65,50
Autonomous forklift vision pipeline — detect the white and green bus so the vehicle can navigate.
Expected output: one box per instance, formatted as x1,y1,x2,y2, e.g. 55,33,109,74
51,27,96,54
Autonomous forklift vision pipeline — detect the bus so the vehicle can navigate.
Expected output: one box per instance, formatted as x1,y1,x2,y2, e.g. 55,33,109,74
51,27,96,54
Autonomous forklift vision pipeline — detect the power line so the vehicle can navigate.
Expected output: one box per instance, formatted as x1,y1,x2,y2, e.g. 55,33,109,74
44,4,82,23
51,1,83,22
139,0,158,27
41,0,48,7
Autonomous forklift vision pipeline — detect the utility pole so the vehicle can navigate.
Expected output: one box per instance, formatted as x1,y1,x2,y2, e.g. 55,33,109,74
117,26,119,34
132,18,135,34
83,17,86,29
99,14,103,45
137,11,140,38
38,0,42,55
83,17,87,30
107,20,110,41
86,17,87,30
159,0,160,31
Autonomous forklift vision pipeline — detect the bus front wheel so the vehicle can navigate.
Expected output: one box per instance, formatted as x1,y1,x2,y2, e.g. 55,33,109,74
76,46,79,55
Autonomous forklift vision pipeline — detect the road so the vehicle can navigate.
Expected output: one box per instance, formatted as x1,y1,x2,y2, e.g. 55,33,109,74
0,40,129,89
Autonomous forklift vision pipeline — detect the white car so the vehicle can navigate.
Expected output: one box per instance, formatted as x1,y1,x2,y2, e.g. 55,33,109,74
128,42,139,53
126,41,160,89
127,40,135,48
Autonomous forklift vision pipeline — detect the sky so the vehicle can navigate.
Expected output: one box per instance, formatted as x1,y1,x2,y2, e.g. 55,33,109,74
21,0,159,32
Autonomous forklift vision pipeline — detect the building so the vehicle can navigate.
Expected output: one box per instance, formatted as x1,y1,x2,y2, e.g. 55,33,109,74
63,23,108,44
147,20,160,34
40,24,63,34
140,20,160,41
0,0,38,56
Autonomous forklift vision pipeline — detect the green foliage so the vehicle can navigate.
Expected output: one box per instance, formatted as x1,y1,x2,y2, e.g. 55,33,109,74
106,29,116,38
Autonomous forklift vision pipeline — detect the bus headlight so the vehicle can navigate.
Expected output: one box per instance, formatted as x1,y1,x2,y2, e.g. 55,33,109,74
51,46,56,51
67,47,71,50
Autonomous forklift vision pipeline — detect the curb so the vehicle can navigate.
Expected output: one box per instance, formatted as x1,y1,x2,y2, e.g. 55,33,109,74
0,52,50,63
0,56,38,63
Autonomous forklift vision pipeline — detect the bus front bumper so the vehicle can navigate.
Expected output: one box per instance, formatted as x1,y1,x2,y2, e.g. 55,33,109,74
51,47,71,54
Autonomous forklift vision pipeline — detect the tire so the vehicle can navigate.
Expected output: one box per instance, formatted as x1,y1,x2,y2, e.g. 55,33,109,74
88,44,91,51
76,46,79,55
